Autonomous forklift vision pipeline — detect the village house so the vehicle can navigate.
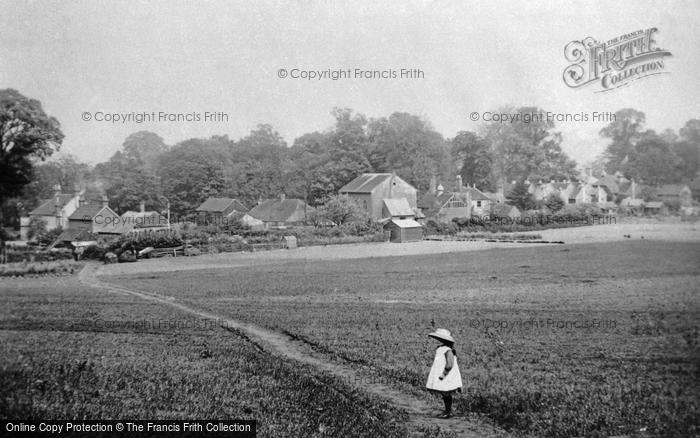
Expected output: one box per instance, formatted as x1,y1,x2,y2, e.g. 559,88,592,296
339,172,417,220
20,185,81,240
195,197,249,224
247,195,312,229
418,176,496,221
654,184,693,207
121,201,170,236
66,195,125,235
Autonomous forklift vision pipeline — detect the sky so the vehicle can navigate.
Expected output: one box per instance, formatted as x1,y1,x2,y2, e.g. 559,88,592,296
1,0,698,167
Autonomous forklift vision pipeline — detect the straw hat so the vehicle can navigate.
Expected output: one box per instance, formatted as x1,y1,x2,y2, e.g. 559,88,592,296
428,328,455,343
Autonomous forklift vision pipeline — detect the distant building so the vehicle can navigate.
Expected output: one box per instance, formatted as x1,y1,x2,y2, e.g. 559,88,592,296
121,201,170,236
65,196,124,235
418,175,491,220
247,195,312,229
196,197,249,224
339,172,417,220
20,186,81,240
382,198,415,220
655,184,692,207
384,219,423,243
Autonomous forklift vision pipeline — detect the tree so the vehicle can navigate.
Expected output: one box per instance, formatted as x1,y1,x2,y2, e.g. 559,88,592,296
0,89,64,210
26,216,47,241
367,112,449,191
481,106,577,183
122,131,168,171
157,137,231,214
506,181,536,211
623,131,679,185
599,108,646,173
450,131,493,190
314,195,368,226
543,192,565,212
675,119,700,180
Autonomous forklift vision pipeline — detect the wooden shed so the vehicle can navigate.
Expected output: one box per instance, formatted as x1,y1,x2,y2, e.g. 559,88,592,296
384,219,423,243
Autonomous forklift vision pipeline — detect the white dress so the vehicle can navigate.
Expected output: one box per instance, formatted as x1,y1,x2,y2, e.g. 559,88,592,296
426,346,463,392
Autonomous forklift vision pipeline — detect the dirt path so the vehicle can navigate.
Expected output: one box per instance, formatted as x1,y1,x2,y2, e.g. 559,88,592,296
79,264,507,437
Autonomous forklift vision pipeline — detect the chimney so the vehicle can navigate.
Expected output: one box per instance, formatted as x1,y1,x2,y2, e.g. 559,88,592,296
55,196,61,218
73,184,81,208
429,175,437,194
280,193,286,201
139,201,145,213
456,175,463,191
585,167,592,178
437,184,444,196
53,184,61,196
101,194,109,208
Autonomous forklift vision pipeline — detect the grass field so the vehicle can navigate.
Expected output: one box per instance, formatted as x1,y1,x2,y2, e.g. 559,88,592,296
0,278,408,437
104,240,700,437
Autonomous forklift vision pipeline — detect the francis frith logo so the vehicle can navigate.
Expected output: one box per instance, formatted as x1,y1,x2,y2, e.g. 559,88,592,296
563,28,672,92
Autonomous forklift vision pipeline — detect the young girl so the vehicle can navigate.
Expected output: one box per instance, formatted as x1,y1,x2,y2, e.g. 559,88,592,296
426,328,463,418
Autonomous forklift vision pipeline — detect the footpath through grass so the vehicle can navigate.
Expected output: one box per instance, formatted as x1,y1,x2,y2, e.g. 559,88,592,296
0,277,408,437
107,241,700,437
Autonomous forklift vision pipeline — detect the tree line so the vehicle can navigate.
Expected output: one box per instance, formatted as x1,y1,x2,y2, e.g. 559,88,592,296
2,88,699,229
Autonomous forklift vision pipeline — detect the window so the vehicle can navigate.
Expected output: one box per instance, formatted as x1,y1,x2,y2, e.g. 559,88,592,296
569,198,575,204
363,200,367,209
476,201,482,207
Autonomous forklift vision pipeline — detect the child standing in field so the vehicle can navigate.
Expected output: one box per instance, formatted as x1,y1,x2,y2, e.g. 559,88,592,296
426,328,463,419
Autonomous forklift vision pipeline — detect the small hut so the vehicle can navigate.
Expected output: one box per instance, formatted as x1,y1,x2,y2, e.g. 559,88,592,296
384,219,423,243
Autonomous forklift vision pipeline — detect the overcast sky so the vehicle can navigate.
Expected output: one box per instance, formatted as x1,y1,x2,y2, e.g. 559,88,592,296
1,0,698,167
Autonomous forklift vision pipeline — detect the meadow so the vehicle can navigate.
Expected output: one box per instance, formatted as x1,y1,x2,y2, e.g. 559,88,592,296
106,240,700,437
0,278,408,437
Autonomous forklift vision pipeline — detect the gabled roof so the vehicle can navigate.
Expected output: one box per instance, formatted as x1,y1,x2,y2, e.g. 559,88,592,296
383,198,414,217
462,187,490,201
121,211,168,228
621,198,644,207
248,198,310,222
656,184,689,196
417,192,456,217
339,174,393,193
29,194,76,216
56,228,98,242
196,197,248,212
69,203,108,220
593,175,620,193
386,218,422,228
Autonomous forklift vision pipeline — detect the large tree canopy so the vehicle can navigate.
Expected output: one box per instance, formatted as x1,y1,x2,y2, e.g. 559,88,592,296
600,108,646,173
0,89,64,204
480,106,577,183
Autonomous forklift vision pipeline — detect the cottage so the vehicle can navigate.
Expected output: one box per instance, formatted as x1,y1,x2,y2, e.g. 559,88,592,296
247,196,312,229
66,196,125,235
620,198,644,215
196,197,249,224
655,184,692,207
20,186,81,240
122,201,170,236
383,218,423,243
339,172,417,220
418,190,470,221
643,201,667,215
